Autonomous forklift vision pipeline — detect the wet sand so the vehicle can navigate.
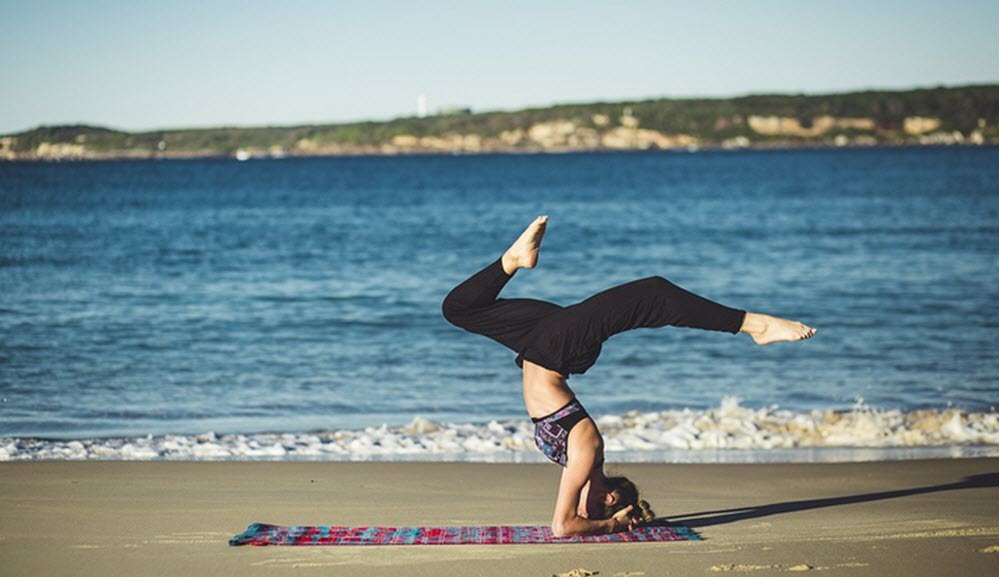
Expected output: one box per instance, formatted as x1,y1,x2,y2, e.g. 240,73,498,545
0,458,996,576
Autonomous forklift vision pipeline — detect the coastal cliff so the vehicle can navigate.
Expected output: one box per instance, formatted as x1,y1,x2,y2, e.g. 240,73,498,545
1,85,996,161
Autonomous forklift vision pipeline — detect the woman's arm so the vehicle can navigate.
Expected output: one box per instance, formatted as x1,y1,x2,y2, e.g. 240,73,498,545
550,424,635,537
551,471,635,536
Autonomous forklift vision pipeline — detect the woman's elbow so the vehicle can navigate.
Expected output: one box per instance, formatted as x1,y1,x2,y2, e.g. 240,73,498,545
551,520,584,538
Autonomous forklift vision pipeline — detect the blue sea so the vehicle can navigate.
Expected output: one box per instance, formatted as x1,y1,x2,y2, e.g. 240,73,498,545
1,147,997,461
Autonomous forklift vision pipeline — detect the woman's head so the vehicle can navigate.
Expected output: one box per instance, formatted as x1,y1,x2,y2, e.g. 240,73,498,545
602,476,656,523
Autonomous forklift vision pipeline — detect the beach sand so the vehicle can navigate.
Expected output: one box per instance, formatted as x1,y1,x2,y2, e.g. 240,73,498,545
0,458,996,576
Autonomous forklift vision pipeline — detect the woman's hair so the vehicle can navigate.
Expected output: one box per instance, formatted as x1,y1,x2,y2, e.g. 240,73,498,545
603,476,656,524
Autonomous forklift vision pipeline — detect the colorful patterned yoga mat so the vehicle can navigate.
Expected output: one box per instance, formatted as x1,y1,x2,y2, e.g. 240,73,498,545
229,521,699,546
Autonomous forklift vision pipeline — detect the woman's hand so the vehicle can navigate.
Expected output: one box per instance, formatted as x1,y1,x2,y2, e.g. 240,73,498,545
609,505,636,533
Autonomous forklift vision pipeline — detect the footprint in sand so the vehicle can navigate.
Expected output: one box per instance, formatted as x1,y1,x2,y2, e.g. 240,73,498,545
708,563,781,573
710,564,781,572
710,564,826,572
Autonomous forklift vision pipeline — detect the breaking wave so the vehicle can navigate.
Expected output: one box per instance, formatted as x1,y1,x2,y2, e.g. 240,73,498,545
2,398,996,462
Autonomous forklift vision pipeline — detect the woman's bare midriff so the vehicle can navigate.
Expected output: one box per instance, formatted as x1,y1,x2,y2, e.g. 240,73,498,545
521,360,576,419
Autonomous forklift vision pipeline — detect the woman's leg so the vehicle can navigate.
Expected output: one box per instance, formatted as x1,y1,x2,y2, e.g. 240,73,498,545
563,274,814,344
442,257,562,352
520,275,814,375
563,275,747,340
442,216,560,353
445,216,815,375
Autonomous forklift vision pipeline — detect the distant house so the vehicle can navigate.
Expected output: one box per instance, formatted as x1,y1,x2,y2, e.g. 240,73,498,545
438,107,472,116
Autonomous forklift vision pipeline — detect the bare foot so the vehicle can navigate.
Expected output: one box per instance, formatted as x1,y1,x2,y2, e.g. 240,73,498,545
501,216,548,275
740,312,816,345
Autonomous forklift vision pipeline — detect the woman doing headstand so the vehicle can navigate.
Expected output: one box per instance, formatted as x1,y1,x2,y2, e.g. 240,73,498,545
442,216,815,537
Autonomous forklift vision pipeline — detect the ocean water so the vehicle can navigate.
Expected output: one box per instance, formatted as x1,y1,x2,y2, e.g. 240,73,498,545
1,147,997,461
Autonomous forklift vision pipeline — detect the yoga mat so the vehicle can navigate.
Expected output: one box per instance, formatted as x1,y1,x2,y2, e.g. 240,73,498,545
230,521,699,546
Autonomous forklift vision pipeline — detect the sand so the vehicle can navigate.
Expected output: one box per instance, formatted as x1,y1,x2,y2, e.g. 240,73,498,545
0,458,996,576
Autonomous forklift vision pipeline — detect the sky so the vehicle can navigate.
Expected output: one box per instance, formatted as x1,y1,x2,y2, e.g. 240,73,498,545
1,0,997,135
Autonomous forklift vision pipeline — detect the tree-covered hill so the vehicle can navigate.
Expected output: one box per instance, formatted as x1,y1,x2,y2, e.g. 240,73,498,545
1,84,995,160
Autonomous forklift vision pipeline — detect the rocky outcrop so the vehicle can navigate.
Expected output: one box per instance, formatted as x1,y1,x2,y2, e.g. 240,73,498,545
748,115,876,137
34,142,88,159
0,137,15,160
903,116,942,135
378,116,697,154
601,127,697,150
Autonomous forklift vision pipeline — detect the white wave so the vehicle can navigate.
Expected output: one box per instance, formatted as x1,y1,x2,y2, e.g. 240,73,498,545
1,398,997,462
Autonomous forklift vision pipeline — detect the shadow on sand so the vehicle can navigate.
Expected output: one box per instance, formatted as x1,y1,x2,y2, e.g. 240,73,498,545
664,472,997,529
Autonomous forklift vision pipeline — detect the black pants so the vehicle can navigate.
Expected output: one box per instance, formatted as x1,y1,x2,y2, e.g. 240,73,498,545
442,258,746,376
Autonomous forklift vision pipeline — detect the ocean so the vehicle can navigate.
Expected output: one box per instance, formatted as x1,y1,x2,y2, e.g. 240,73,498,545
1,147,997,461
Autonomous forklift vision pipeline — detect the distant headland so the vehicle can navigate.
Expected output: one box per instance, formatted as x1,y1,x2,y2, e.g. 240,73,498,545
1,85,996,161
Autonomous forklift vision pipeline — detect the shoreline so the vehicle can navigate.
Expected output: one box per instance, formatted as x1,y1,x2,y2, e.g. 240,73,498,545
4,401,996,462
3,443,997,464
0,141,996,163
2,84,995,161
1,458,996,576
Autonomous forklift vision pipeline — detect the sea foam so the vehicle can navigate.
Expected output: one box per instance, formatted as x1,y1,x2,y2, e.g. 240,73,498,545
1,398,996,462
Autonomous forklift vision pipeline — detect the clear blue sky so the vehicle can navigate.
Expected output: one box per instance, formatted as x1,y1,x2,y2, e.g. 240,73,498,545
1,0,997,134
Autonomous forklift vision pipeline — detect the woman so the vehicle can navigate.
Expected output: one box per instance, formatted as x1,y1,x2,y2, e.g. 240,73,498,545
442,216,815,536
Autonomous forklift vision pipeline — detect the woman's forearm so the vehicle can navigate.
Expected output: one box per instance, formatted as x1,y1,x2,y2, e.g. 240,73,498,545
552,515,617,537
